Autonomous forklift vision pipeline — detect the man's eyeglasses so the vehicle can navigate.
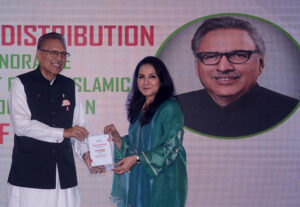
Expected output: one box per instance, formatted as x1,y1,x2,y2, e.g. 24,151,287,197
39,49,70,58
196,50,259,65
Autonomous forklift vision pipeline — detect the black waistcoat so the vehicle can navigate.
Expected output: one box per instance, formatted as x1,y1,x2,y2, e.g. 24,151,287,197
8,67,78,189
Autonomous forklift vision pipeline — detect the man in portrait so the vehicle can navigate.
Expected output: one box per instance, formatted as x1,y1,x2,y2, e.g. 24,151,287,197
177,16,299,137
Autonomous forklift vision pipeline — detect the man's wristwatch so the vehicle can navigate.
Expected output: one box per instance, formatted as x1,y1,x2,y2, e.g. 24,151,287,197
136,155,140,164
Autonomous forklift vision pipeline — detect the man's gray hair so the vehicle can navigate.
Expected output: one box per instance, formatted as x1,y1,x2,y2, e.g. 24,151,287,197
191,16,265,57
37,32,66,50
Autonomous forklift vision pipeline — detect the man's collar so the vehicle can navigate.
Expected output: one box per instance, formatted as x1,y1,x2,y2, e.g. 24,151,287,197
205,83,260,109
34,66,58,85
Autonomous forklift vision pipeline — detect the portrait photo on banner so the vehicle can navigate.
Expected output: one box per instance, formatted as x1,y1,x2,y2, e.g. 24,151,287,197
157,13,300,138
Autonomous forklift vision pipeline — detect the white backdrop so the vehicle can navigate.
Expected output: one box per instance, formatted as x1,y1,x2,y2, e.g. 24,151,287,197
1,1,300,207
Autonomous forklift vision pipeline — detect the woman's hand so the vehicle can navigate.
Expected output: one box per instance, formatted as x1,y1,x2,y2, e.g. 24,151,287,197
112,155,137,175
104,124,122,150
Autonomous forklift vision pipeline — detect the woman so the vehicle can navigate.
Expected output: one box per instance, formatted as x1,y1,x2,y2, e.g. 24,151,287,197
104,56,187,207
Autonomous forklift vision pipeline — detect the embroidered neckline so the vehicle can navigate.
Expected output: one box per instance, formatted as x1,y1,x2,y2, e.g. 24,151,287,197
142,101,149,114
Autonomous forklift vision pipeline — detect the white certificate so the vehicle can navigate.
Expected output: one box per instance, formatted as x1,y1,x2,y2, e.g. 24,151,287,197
88,134,113,167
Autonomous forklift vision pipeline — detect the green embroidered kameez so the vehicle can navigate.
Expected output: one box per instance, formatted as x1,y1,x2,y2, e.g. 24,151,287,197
111,98,187,207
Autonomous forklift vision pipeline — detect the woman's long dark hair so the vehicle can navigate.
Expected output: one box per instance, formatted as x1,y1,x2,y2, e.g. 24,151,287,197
127,56,175,125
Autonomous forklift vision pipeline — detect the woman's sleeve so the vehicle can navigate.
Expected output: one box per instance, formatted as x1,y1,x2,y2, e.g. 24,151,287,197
113,135,130,162
138,101,185,178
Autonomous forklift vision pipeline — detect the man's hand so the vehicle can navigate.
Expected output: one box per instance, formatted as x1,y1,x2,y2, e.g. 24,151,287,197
83,151,106,174
90,165,106,174
63,126,89,142
112,155,137,175
104,124,122,150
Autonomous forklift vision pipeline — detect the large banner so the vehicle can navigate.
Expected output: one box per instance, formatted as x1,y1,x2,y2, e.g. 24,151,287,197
1,1,300,207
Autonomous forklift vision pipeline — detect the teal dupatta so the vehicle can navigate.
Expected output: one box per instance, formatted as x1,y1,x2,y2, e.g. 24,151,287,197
111,98,188,207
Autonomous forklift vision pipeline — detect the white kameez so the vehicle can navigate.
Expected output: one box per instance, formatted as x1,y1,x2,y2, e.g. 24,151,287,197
7,77,88,207
6,167,80,207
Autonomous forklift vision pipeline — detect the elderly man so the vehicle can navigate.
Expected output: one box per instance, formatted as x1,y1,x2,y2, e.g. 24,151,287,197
177,17,299,137
7,32,104,207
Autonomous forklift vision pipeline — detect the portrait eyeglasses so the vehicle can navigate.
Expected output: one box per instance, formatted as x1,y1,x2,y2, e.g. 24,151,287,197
196,50,259,65
39,49,70,58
